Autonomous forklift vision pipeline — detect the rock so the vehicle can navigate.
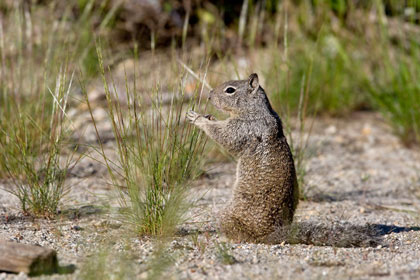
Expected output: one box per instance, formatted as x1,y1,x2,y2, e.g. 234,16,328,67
0,241,58,276
72,225,83,231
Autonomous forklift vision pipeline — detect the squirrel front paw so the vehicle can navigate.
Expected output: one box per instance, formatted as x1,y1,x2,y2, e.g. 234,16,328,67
186,110,202,123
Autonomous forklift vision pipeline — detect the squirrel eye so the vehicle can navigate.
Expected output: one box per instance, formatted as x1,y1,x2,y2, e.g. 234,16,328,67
225,87,236,94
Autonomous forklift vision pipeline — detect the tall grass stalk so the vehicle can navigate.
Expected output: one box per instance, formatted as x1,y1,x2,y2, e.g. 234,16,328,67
238,0,249,48
268,3,315,199
85,46,208,236
279,69,314,199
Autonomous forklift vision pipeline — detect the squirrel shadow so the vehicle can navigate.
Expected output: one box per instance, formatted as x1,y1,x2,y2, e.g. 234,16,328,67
177,223,420,248
281,221,420,248
371,224,420,235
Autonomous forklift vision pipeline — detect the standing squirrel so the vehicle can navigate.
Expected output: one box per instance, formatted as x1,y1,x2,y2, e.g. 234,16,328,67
187,73,299,243
187,73,382,247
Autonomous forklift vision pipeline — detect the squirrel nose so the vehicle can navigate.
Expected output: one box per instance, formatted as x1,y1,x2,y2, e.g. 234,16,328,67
208,90,213,100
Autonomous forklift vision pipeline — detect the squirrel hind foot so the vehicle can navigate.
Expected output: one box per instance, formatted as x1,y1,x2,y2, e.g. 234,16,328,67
219,212,261,243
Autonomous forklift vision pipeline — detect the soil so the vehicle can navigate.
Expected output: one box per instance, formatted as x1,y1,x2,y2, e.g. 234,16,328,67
1,112,420,280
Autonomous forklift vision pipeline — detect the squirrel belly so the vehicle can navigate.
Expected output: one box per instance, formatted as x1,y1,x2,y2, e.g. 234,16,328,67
220,135,299,243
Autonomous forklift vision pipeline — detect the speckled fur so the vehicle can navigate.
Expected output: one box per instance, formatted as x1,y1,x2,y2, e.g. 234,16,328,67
187,73,299,243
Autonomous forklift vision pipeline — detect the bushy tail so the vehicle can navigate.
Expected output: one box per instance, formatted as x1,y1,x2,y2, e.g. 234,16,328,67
269,221,383,248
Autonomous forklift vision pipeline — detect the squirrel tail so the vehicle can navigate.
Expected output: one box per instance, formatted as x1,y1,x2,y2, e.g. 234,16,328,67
267,221,383,248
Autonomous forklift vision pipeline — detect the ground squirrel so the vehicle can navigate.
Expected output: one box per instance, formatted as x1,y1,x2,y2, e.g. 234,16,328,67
187,73,299,243
187,73,382,247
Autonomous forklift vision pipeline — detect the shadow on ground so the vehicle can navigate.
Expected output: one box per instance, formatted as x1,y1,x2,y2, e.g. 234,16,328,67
178,223,420,249
286,222,420,248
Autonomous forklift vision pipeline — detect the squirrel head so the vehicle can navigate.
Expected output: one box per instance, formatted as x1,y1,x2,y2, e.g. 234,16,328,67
209,73,266,115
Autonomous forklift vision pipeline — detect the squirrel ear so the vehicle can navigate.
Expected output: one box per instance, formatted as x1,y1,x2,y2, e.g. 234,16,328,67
248,73,259,90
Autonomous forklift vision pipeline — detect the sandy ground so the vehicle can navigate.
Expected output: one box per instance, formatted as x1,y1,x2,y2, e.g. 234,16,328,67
1,112,420,280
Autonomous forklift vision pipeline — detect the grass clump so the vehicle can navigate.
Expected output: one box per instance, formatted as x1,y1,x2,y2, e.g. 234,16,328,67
263,1,371,116
366,2,420,146
0,4,78,216
86,46,208,236
368,53,420,146
0,65,76,217
0,0,118,216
